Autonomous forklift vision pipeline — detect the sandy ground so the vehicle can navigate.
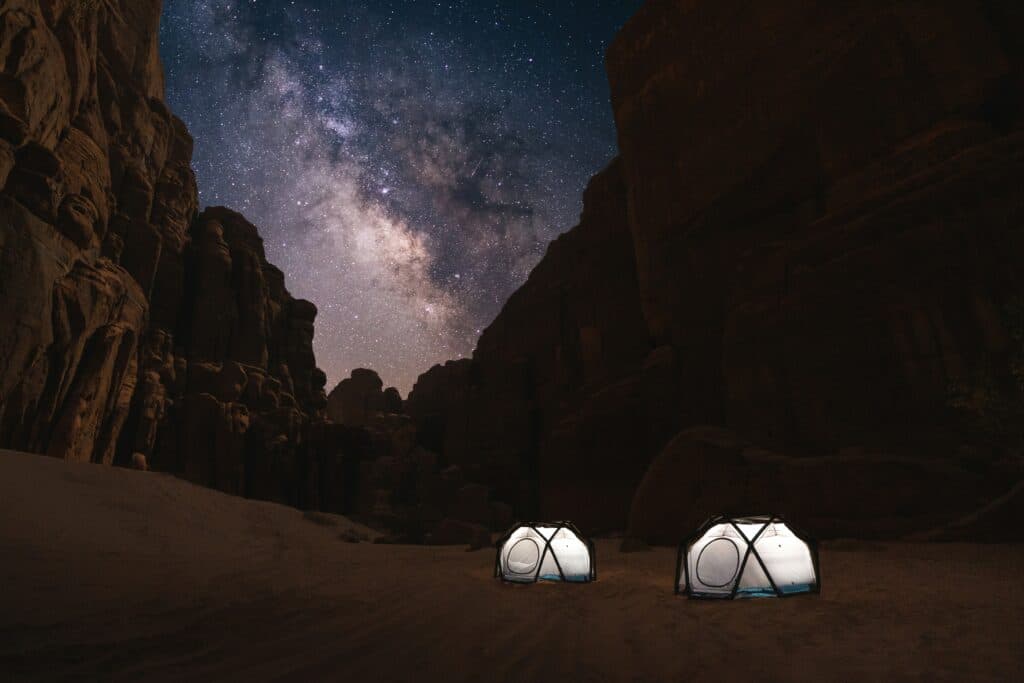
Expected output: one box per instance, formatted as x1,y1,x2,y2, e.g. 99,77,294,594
0,450,1022,682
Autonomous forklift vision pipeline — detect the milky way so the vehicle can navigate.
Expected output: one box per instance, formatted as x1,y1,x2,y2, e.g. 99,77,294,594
159,0,642,394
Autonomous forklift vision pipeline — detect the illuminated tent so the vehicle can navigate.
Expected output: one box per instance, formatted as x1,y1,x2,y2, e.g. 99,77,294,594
675,515,819,598
495,522,596,583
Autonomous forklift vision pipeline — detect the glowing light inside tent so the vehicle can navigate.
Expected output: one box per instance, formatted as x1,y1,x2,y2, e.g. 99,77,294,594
496,523,596,584
677,515,819,599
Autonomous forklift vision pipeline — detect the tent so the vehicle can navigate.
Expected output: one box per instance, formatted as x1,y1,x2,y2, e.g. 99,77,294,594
495,522,596,583
675,514,819,598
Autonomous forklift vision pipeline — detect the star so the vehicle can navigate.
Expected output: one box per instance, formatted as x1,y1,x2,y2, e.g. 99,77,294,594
160,0,643,394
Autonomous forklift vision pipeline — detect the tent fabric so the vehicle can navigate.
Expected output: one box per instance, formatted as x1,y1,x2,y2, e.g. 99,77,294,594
675,514,820,599
495,522,596,583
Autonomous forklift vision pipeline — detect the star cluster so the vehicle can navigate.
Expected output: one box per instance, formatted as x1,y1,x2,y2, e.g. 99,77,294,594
160,0,642,394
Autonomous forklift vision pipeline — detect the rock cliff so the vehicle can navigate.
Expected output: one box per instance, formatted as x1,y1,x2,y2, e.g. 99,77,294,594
0,1,336,508
408,160,669,526
4,0,1023,542
410,0,1024,538
327,368,403,428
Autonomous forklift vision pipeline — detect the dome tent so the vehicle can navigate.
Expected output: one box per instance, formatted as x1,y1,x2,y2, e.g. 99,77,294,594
495,522,596,583
675,514,819,599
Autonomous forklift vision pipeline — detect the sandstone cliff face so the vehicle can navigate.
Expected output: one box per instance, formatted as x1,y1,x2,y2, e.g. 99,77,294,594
1,0,184,464
127,206,332,504
326,368,403,428
408,160,662,525
0,1,334,508
411,1,1024,537
606,1,1024,451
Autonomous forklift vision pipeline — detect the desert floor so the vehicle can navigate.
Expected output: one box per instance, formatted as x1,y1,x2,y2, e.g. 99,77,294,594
1,450,1022,682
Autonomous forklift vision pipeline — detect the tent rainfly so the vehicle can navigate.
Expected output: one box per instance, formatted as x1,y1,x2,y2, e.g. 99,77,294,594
675,514,820,599
495,522,596,583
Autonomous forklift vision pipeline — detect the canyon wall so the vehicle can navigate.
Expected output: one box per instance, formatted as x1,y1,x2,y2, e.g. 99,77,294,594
408,160,670,527
0,0,346,509
3,0,1023,542
410,0,1024,538
0,0,519,542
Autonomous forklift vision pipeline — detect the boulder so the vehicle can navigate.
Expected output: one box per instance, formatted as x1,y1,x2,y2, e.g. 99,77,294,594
326,368,386,427
382,387,403,414
627,427,1018,544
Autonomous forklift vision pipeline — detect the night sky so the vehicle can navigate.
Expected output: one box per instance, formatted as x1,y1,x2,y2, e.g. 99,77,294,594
159,0,643,394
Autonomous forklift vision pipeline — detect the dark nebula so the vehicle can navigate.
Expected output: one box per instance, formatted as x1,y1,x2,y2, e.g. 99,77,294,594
159,0,642,392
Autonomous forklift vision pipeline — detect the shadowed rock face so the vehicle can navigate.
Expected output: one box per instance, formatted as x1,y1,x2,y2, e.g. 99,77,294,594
410,1,1024,537
0,0,182,465
626,427,1018,544
327,368,394,428
0,1,334,508
408,160,659,525
606,1,1024,449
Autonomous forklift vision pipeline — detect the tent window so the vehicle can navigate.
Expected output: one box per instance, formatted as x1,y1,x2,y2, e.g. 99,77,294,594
506,538,540,575
696,537,740,587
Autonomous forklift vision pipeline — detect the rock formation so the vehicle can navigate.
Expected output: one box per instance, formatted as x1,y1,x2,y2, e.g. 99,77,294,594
626,427,1010,544
407,160,671,527
0,0,513,544
410,1,1024,538
0,0,339,510
3,0,1023,543
325,369,513,543
326,368,402,427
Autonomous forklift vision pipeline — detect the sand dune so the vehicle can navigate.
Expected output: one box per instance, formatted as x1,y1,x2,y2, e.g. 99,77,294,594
0,450,1021,682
